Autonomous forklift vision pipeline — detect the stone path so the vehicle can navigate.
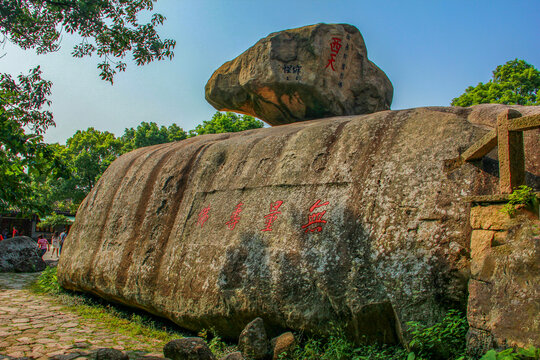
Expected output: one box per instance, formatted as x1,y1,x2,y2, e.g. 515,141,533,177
0,272,165,359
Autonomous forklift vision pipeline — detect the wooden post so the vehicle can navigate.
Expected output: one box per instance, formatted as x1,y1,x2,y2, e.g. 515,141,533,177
497,109,524,194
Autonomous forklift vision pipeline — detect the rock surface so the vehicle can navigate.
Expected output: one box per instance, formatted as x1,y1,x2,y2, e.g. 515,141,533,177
58,105,539,344
163,338,215,360
205,23,393,126
96,348,129,360
238,318,268,360
270,332,295,360
467,205,540,353
0,236,46,273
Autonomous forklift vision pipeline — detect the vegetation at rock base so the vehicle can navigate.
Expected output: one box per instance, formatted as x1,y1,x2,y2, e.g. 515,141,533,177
479,346,539,360
452,59,540,106
500,185,538,216
406,309,468,360
31,268,540,360
36,268,529,360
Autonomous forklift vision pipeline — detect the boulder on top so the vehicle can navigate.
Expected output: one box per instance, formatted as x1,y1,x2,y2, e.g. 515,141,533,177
205,23,393,126
0,236,46,273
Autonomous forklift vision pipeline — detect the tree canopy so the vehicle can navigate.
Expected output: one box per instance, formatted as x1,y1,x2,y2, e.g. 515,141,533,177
121,121,187,152
0,0,175,214
0,0,176,83
0,67,60,213
452,59,540,106
189,112,264,137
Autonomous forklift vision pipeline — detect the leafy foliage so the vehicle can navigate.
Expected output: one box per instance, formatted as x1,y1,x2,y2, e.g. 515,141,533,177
0,0,176,84
37,212,73,229
121,121,187,152
34,266,61,294
0,66,64,214
406,309,468,360
189,112,264,137
479,346,540,360
288,327,408,360
452,59,540,106
501,185,538,216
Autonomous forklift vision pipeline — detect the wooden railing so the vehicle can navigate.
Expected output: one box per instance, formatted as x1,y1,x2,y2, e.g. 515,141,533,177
460,109,540,194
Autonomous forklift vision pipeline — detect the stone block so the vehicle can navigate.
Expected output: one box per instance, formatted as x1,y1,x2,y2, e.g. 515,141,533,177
470,205,512,230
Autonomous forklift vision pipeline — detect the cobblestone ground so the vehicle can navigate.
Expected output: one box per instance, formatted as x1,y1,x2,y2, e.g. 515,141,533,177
0,272,165,359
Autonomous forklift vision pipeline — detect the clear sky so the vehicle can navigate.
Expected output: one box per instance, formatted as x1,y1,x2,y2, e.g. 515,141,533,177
2,0,539,144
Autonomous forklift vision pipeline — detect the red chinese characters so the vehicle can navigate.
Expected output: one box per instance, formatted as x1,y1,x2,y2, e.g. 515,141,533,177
301,199,330,232
197,205,211,228
261,200,284,232
325,37,342,71
226,202,244,230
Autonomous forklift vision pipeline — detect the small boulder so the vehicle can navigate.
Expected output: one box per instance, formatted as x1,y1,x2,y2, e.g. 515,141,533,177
238,318,269,360
219,352,244,360
96,348,129,360
270,332,296,360
163,338,216,360
0,236,46,273
205,23,393,126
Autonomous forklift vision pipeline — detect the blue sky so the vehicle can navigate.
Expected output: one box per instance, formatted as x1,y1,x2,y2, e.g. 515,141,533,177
2,0,539,144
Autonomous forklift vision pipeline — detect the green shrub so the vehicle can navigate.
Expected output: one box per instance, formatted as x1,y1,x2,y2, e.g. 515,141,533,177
34,266,61,294
407,309,468,360
480,346,539,360
501,185,538,216
289,327,408,360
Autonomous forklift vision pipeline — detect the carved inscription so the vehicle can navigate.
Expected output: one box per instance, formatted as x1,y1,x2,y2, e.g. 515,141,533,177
261,200,284,232
301,199,329,232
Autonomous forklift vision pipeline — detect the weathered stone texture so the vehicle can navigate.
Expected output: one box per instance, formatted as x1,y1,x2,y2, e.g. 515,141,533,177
0,236,46,273
58,106,522,344
205,23,393,126
467,205,540,351
238,318,268,360
163,338,216,360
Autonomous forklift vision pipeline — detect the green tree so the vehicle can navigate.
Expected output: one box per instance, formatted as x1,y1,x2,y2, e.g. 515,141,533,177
0,67,62,213
189,112,264,137
452,59,540,106
53,128,123,209
121,121,187,152
0,0,176,83
0,0,174,213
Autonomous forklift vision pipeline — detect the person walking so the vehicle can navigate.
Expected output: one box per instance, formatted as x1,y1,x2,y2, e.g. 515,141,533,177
51,231,60,259
12,226,19,237
59,228,67,255
37,234,48,259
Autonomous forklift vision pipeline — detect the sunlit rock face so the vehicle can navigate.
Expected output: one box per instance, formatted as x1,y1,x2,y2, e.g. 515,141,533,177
59,105,540,344
205,23,393,126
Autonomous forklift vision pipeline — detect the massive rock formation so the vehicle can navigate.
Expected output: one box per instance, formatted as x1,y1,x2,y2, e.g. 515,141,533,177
205,23,393,126
0,236,46,273
57,105,538,344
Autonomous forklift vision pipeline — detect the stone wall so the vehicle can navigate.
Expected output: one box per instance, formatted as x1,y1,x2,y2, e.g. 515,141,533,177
467,203,540,355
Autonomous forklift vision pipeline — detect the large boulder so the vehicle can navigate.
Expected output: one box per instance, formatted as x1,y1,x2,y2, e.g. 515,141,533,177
0,236,46,273
58,106,532,344
205,23,393,126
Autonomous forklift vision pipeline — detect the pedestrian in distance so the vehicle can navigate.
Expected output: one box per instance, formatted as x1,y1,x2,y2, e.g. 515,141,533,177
59,228,67,256
51,231,60,259
37,234,48,259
